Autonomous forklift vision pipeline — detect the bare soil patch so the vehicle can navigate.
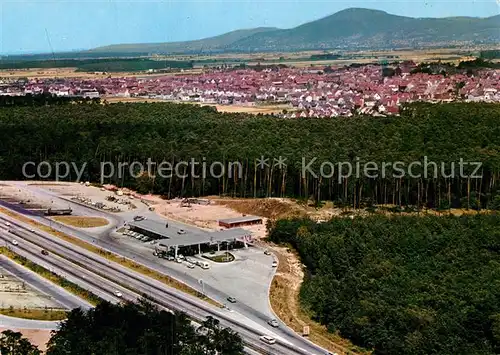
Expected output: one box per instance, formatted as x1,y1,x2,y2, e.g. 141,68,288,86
211,197,307,220
0,327,51,353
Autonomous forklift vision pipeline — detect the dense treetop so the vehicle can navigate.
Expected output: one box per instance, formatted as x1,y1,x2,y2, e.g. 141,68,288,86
268,214,500,355
1,101,500,209
45,300,244,355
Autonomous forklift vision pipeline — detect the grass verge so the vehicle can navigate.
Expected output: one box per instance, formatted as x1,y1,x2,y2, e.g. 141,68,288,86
0,247,102,306
203,252,235,263
0,307,68,321
51,216,109,228
0,207,221,308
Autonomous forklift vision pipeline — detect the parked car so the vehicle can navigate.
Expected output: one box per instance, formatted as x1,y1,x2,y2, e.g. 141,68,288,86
175,258,182,263
11,240,18,246
227,297,237,303
41,249,49,256
187,263,195,269
259,335,276,345
267,319,279,328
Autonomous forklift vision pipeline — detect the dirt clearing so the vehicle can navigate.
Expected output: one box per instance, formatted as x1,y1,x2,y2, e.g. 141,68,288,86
0,327,52,352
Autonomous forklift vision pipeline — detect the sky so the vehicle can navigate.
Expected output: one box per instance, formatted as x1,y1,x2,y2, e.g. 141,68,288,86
0,0,499,54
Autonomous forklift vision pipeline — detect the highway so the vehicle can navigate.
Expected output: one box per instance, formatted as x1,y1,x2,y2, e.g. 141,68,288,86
0,254,92,311
2,182,330,354
0,213,323,355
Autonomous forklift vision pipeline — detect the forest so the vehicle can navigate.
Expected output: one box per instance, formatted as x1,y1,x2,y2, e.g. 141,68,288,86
0,58,193,71
0,93,101,107
1,300,244,355
1,101,500,210
267,214,500,355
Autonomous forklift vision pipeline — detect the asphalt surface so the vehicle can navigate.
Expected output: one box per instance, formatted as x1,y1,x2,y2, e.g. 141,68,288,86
0,255,92,310
0,214,312,355
2,182,329,354
0,314,59,330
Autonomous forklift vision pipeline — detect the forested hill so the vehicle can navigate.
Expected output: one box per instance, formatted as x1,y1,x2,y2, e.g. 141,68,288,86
267,215,500,354
86,8,500,54
230,8,500,51
1,102,500,211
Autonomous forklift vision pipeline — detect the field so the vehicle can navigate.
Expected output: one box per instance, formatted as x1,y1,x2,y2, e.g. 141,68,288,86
0,47,485,79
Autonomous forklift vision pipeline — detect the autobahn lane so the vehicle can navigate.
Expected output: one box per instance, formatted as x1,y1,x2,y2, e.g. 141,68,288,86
0,226,283,355
7,210,327,354
0,231,274,355
0,254,92,310
0,216,306,355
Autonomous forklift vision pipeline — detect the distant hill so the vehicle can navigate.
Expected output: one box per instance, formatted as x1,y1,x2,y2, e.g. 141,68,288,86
230,8,500,51
89,27,280,55
88,8,500,54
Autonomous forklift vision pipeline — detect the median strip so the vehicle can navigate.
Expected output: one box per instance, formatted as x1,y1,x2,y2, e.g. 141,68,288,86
0,307,68,321
0,207,221,308
0,247,102,306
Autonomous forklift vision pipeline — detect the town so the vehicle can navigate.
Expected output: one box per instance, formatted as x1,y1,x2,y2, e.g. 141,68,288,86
1,62,499,117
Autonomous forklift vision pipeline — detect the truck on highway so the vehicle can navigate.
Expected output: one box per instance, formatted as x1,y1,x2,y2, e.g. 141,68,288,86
44,208,72,216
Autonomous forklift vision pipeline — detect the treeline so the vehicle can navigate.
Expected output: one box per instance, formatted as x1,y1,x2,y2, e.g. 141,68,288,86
75,58,193,72
0,93,101,107
0,58,193,72
309,53,342,60
267,214,500,355
1,299,244,354
410,58,500,75
1,102,500,210
480,50,500,60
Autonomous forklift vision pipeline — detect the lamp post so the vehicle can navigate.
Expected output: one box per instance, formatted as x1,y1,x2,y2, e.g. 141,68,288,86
198,279,204,297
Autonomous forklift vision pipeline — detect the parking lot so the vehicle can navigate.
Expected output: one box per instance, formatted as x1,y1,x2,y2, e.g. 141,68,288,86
114,228,276,316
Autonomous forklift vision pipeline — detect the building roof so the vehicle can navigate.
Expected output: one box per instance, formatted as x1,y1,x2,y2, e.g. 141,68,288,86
128,218,252,247
218,215,263,225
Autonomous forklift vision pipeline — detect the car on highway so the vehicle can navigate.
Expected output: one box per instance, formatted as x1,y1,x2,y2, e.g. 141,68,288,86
259,335,276,345
227,297,237,303
11,239,18,246
114,291,123,298
133,216,145,221
41,249,49,256
264,249,271,255
4,222,11,227
177,229,186,235
30,228,35,233
267,319,279,328
272,260,278,267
